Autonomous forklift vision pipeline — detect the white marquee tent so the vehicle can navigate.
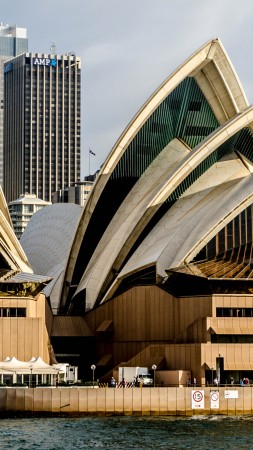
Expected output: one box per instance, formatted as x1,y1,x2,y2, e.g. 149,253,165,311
0,356,60,385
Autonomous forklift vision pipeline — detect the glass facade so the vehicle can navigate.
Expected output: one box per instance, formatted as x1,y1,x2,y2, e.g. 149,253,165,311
196,204,253,263
112,78,218,180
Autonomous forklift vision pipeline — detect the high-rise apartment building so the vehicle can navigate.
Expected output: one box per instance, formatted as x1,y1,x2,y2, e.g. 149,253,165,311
4,52,81,203
0,24,28,188
8,193,51,239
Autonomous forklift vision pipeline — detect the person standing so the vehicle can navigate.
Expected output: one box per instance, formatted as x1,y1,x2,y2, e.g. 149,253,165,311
110,377,116,387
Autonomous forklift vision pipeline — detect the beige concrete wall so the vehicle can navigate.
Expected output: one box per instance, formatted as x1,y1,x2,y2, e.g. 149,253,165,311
0,318,50,362
85,286,253,384
1,386,253,416
155,370,191,387
212,294,253,314
0,293,52,363
124,342,253,389
0,292,48,318
85,286,213,367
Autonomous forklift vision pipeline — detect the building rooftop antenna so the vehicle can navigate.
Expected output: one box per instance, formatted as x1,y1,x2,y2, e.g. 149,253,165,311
50,41,56,54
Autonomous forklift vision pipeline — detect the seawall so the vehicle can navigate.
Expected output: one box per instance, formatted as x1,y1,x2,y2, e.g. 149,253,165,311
0,386,252,416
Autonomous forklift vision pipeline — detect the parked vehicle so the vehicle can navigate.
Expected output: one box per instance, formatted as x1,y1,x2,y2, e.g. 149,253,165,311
137,373,153,386
53,363,78,384
118,367,153,386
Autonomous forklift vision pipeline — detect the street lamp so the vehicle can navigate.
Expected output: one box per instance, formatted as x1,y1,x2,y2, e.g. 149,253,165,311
29,365,33,388
152,364,157,387
211,365,214,385
91,364,96,388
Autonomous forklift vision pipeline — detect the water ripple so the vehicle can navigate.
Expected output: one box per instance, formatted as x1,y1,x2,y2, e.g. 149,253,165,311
0,415,253,449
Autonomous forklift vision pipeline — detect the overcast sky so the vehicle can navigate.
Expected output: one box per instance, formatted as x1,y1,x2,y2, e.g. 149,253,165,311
2,0,253,177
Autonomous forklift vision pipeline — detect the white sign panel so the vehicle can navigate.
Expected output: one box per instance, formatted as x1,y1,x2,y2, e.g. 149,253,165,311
224,390,238,399
210,390,219,409
191,390,204,409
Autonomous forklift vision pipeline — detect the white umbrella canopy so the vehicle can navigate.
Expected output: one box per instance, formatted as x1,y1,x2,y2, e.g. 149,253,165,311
0,357,28,373
0,357,59,374
6,357,29,368
27,357,59,374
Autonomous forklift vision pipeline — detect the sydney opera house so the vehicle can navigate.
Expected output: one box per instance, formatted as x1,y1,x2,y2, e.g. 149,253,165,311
1,38,253,386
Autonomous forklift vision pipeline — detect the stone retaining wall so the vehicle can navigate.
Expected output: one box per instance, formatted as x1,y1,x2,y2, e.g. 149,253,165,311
0,387,252,415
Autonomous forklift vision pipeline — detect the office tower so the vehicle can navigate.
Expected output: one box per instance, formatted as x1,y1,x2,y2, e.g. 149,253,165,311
4,52,81,203
0,24,28,188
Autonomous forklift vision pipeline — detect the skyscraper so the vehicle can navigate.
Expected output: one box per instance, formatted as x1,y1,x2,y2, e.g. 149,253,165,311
4,52,81,203
0,23,28,188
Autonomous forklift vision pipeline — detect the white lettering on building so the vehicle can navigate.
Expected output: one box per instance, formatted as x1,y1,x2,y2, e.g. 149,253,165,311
33,58,51,66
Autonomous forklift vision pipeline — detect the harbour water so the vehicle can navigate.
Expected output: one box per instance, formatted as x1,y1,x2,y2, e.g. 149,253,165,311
1,415,253,449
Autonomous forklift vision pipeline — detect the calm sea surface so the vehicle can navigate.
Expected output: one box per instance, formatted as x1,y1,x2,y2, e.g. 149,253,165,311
0,415,253,449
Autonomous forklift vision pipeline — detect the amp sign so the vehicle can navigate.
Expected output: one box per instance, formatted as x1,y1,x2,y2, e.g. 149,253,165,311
33,58,57,67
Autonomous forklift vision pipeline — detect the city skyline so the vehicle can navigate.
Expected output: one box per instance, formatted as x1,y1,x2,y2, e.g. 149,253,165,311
2,0,253,178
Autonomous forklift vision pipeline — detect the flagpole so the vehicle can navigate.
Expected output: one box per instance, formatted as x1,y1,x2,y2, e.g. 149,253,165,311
89,148,95,176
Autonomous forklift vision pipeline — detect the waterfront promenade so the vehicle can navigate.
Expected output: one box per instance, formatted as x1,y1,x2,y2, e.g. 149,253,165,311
0,386,252,416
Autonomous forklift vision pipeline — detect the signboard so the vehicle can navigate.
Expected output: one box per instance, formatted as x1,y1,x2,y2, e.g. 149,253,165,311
33,58,57,67
210,390,219,409
191,390,204,409
224,390,238,399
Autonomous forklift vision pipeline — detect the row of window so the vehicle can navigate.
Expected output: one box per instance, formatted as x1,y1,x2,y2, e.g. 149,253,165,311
216,307,253,317
211,335,253,343
0,308,26,317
